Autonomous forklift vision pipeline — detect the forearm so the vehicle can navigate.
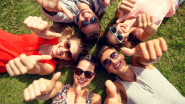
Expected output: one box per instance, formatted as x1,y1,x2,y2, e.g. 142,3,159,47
138,24,158,41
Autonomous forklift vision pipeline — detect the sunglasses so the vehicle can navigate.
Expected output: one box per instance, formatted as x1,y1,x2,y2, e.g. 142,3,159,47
63,38,72,59
80,17,98,29
109,26,124,43
102,52,119,68
74,68,95,79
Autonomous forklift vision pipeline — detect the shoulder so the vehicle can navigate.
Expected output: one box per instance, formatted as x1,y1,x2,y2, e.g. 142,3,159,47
91,93,102,104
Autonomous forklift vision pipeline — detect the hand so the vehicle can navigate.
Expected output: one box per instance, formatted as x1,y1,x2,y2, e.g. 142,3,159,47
105,80,122,104
75,85,86,104
6,54,52,76
116,0,136,24
24,72,61,101
35,0,73,19
104,0,111,6
24,16,62,39
121,37,167,64
134,14,154,29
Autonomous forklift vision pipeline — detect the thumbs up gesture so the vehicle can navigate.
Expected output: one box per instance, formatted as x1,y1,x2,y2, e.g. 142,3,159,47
105,80,122,104
6,54,52,76
121,37,167,65
24,72,61,101
75,85,86,104
35,0,73,19
24,16,62,39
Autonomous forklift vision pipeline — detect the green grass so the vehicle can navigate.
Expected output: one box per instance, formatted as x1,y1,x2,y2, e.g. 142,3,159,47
0,0,185,103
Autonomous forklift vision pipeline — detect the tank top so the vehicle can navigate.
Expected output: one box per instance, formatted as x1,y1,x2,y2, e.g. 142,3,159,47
116,65,185,104
52,84,94,104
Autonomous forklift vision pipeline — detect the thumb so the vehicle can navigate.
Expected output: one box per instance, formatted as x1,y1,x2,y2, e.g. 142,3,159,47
58,2,73,19
121,47,138,56
75,85,82,103
33,55,52,62
105,80,117,98
46,72,61,94
104,0,110,6
45,30,62,38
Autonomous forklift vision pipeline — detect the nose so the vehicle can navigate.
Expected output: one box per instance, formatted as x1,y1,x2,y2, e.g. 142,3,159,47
84,16,91,22
79,72,85,79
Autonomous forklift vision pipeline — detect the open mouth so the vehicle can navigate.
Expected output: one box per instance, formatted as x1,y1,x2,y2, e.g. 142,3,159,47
78,79,86,84
56,47,61,56
82,11,90,16
114,61,121,69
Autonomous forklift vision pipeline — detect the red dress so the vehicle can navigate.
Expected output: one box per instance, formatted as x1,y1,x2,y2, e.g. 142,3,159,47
0,29,58,73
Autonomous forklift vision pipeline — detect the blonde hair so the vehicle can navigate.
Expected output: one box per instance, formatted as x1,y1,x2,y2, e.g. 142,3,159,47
49,23,88,69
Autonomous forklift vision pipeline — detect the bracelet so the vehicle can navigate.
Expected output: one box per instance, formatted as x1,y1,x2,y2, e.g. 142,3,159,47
117,2,123,13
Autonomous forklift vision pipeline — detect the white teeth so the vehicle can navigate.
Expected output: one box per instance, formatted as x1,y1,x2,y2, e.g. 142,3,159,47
78,80,85,82
116,63,120,68
58,48,60,55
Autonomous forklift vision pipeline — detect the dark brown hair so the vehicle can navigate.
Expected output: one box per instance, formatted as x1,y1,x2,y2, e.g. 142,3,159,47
49,23,88,69
81,23,101,41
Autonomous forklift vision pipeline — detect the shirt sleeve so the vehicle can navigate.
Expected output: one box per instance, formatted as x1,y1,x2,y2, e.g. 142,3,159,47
39,59,57,72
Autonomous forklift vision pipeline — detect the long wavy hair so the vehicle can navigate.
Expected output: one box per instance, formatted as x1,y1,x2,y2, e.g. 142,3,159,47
49,23,88,69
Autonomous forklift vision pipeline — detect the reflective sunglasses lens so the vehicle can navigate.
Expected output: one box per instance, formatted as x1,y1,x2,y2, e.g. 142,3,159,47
81,20,89,27
84,71,94,78
103,59,111,68
117,35,123,41
110,52,119,59
90,17,98,23
64,40,71,49
65,51,72,59
110,27,117,33
75,68,83,75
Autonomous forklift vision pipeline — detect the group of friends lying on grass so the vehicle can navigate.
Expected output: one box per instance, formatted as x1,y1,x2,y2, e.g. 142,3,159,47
1,0,185,103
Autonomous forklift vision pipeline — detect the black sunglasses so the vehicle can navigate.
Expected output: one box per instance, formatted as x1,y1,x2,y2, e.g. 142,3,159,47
74,68,95,79
80,17,98,29
63,38,72,59
109,26,124,43
102,52,119,68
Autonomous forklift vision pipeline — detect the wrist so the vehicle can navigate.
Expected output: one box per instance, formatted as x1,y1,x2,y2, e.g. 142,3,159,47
42,7,57,16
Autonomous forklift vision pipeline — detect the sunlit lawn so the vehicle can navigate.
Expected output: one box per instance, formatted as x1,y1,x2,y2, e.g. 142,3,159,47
0,0,185,103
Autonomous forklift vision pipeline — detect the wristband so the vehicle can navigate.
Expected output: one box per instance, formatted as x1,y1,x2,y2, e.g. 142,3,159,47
42,7,57,16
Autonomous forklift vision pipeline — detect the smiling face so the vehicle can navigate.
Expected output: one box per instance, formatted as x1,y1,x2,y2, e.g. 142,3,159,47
107,19,136,46
100,49,127,74
51,38,79,60
78,8,100,35
73,59,95,88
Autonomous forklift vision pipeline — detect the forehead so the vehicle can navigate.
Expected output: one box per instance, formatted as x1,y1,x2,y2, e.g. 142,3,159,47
76,60,95,72
100,49,117,64
81,22,100,34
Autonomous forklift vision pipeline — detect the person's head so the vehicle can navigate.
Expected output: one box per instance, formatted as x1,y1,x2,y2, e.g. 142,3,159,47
73,55,97,88
49,23,89,69
97,46,127,75
102,23,140,49
77,3,101,41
